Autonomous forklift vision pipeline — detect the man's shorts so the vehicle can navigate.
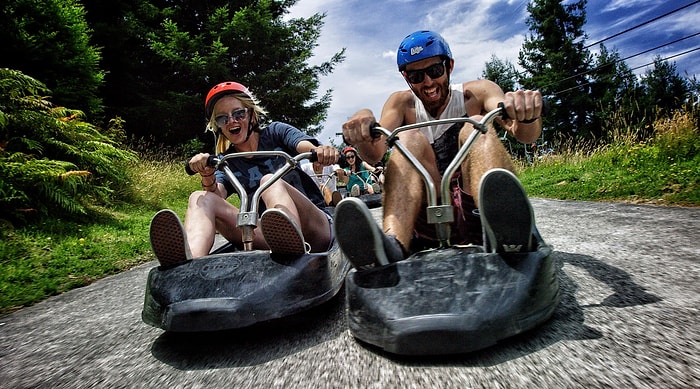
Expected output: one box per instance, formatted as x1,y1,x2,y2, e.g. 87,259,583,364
411,173,482,252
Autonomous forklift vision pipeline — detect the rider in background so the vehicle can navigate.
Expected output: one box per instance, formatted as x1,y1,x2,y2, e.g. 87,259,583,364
301,159,344,206
340,146,382,197
149,81,339,267
335,30,543,270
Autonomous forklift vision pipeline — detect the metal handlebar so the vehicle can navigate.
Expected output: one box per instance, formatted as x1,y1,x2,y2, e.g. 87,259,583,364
371,105,507,247
186,150,317,251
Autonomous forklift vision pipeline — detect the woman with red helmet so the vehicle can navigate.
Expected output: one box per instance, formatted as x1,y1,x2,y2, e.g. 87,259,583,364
149,81,340,266
339,146,381,197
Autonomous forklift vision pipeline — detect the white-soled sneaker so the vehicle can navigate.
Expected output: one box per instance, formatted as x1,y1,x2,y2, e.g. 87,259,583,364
334,197,391,270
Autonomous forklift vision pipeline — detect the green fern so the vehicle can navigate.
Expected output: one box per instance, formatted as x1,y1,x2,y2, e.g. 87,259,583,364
0,69,138,223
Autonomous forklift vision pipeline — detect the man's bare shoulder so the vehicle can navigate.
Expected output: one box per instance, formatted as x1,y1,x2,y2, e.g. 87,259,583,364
383,89,416,126
387,89,415,105
461,79,505,113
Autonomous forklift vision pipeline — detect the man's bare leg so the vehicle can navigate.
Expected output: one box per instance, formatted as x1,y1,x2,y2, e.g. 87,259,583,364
459,124,514,208
383,129,442,250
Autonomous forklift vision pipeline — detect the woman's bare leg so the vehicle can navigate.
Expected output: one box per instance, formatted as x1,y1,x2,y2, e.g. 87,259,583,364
259,176,331,252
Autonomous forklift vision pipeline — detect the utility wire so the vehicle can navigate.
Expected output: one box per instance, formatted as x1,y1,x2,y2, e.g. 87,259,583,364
543,32,700,91
618,32,700,62
584,0,700,49
550,46,700,96
628,46,700,72
523,1,700,95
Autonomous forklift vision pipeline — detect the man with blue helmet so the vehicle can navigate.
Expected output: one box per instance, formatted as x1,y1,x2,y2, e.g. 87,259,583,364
334,30,544,270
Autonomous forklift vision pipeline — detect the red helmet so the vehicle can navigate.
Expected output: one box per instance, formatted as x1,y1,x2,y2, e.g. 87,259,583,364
205,82,253,119
342,146,357,155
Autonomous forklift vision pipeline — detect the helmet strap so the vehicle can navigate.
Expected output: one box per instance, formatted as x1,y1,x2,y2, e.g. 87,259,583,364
444,57,452,84
243,110,257,143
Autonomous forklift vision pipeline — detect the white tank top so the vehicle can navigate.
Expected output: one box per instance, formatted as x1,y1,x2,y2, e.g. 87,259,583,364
413,83,466,144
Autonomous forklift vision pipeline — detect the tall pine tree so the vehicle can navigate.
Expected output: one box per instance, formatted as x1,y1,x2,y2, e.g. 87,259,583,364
589,45,644,141
519,0,592,141
482,55,520,93
641,57,690,116
83,0,345,146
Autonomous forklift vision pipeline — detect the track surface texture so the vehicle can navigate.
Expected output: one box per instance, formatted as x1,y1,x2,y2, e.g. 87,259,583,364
1,199,698,388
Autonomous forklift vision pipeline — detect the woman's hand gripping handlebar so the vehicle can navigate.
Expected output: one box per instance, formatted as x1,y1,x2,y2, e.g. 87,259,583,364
182,149,332,251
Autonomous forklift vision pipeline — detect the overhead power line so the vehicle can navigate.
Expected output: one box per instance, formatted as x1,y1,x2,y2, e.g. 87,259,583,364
522,1,700,95
584,0,700,49
545,32,700,91
551,45,700,96
628,46,700,72
619,32,700,62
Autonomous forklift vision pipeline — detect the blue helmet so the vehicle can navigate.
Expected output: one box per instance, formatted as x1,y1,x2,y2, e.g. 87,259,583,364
397,30,453,71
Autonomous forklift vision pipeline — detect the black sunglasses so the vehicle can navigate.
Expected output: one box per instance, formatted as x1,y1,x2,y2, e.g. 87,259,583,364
404,60,447,84
214,108,248,127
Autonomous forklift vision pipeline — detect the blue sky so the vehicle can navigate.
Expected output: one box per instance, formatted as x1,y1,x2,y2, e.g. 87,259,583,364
284,0,700,144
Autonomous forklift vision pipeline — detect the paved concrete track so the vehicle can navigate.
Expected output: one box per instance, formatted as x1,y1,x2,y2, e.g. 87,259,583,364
1,199,698,388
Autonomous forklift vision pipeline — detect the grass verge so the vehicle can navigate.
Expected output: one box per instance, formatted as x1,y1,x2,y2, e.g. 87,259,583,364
519,108,699,206
0,158,197,313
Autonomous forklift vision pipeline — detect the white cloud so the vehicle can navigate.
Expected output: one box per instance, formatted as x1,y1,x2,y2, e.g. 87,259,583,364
600,0,661,13
287,0,699,143
286,0,534,143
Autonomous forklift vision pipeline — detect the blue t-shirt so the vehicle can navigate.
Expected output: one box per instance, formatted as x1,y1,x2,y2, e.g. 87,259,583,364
216,122,325,211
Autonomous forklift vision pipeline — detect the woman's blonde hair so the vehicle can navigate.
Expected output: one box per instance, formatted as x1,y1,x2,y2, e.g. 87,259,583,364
205,90,268,154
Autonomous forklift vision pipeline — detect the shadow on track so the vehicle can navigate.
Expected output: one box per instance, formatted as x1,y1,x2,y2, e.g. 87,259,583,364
149,290,346,370
357,251,661,365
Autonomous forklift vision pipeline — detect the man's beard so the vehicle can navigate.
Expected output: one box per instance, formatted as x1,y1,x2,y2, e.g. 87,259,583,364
421,78,450,118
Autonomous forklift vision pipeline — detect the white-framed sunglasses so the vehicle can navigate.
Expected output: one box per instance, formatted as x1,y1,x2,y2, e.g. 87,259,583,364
214,108,249,127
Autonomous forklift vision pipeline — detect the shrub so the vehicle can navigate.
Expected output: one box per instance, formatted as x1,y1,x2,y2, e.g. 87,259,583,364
0,69,137,223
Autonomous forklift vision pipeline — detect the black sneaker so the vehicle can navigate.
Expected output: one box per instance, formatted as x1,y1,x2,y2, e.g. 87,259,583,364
478,169,535,253
334,197,392,270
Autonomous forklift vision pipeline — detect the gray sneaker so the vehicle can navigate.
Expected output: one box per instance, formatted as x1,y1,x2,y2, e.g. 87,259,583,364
478,169,535,253
334,197,405,270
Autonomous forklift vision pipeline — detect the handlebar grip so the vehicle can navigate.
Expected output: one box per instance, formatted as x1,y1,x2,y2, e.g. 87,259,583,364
497,97,550,121
542,97,550,116
497,102,509,120
337,153,347,167
185,163,196,176
184,155,218,175
369,122,382,139
311,149,348,167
